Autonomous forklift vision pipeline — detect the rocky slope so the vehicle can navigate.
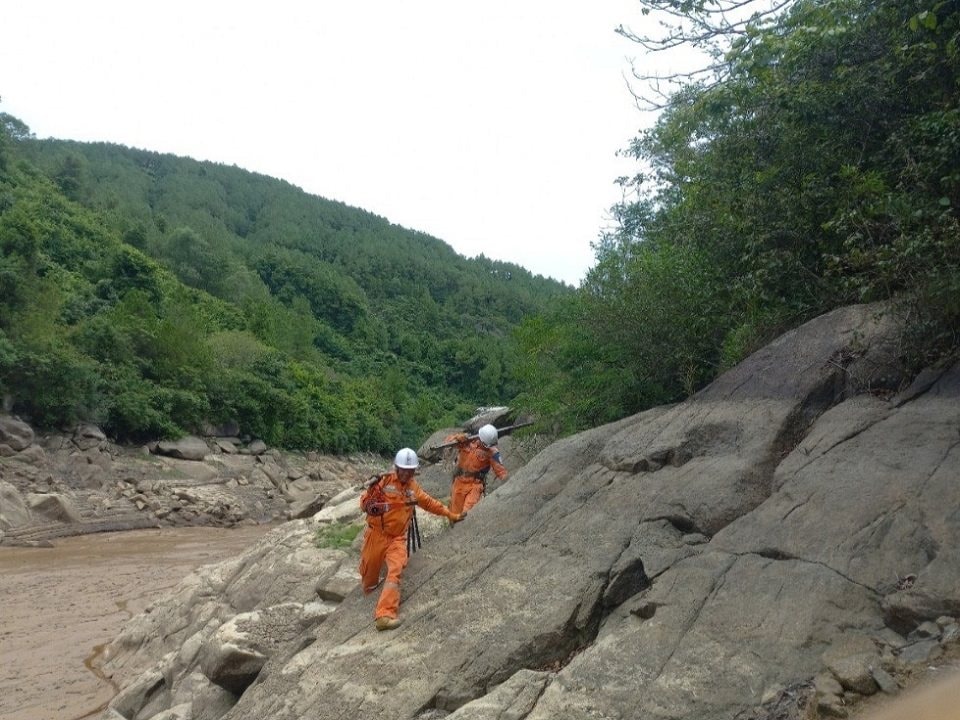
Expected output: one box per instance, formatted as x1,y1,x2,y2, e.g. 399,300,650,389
0,424,385,546
45,302,960,720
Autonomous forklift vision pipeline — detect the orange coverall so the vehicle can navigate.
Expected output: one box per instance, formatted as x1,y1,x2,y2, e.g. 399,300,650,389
358,471,459,621
446,434,508,515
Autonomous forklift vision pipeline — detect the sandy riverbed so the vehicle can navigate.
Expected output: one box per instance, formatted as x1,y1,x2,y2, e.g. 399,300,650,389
0,525,275,720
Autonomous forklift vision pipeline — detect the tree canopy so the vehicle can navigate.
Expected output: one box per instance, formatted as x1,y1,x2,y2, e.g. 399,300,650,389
517,0,960,434
0,126,567,450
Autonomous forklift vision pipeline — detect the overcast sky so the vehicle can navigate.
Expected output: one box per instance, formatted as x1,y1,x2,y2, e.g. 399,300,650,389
0,1,688,286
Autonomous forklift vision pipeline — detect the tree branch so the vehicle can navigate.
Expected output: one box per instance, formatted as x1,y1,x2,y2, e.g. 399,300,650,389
617,0,797,109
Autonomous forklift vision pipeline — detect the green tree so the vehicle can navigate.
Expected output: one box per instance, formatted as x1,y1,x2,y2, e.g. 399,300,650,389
160,226,228,294
0,117,567,448
0,113,32,171
54,153,87,201
519,0,960,436
0,204,41,319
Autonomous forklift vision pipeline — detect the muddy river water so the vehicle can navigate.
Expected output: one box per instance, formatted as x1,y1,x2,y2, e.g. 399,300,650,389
0,524,276,720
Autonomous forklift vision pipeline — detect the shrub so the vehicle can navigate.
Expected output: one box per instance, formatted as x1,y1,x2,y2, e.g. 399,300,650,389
314,521,363,549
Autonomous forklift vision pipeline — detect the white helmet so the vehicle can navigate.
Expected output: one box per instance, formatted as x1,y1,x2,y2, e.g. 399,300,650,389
394,447,419,469
478,424,498,447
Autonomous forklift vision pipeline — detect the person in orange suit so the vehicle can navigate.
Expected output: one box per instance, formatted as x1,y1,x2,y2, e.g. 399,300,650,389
358,447,464,631
446,423,508,516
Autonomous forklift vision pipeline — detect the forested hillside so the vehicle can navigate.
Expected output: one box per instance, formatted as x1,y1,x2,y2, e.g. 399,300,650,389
516,0,960,433
0,119,567,450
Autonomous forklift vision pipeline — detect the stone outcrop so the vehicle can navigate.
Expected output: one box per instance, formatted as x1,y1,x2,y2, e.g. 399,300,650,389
95,491,366,720
0,480,30,530
0,415,34,453
0,422,383,546
198,604,306,694
155,436,212,461
93,303,959,720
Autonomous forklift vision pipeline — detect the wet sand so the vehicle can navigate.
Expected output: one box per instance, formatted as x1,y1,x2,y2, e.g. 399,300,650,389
0,525,275,720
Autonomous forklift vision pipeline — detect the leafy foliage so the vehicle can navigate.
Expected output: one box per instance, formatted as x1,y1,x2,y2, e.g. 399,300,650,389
0,122,567,449
314,521,364,549
518,0,960,432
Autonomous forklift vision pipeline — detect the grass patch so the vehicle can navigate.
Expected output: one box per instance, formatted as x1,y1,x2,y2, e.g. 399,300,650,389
314,521,363,549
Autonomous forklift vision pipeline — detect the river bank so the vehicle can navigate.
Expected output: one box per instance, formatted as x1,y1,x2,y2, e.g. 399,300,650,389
0,524,277,720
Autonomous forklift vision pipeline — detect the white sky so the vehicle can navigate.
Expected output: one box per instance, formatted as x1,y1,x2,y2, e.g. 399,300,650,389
0,1,687,287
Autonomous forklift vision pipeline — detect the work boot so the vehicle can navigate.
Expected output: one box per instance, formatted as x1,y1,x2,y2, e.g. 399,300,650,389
375,616,403,631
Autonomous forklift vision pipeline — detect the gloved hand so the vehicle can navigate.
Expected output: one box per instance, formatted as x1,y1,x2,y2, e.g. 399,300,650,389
450,512,467,523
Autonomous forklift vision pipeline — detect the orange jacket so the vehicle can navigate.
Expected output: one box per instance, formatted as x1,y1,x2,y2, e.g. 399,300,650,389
360,472,456,536
446,434,508,482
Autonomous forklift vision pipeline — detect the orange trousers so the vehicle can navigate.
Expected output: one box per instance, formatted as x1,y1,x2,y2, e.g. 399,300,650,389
358,527,408,620
450,477,484,515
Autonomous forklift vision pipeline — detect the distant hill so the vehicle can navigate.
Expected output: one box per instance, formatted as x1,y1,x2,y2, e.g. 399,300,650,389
0,116,568,450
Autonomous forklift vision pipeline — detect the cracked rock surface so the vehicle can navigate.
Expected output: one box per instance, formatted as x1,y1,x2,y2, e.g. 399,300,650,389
96,303,960,720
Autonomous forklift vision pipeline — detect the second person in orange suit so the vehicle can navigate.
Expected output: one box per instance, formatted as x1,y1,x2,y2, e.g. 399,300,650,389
445,423,508,516
358,447,464,631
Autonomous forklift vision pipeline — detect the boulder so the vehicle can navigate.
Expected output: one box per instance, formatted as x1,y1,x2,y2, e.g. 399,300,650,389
822,634,881,695
311,491,362,524
73,423,107,451
247,440,268,456
199,613,270,694
870,666,899,695
0,480,31,530
464,406,514,432
7,444,45,464
214,438,239,454
199,604,303,694
0,415,34,451
25,492,81,523
156,436,211,461
288,493,326,519
897,639,942,665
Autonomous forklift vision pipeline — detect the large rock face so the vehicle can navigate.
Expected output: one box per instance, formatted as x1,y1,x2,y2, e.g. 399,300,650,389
98,303,960,720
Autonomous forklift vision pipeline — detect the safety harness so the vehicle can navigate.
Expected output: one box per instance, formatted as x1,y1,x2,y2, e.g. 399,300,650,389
454,465,491,495
364,474,422,554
